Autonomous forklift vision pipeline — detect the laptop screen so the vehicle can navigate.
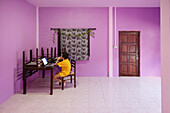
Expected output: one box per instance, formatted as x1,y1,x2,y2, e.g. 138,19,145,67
42,58,48,65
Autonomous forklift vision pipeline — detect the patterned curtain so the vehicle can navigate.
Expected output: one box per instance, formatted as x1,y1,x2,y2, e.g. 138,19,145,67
59,28,89,61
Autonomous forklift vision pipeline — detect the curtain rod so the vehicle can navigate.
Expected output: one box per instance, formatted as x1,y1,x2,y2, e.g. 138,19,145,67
50,28,96,30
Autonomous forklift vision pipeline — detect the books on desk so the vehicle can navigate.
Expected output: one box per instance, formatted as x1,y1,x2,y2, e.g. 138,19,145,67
45,63,56,67
26,62,38,67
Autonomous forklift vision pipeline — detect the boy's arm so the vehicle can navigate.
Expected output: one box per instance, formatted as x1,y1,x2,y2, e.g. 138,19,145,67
55,57,61,65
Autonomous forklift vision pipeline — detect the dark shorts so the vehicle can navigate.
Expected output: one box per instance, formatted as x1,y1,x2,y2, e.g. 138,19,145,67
54,65,62,74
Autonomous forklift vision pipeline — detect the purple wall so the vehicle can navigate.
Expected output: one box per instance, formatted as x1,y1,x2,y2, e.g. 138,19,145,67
0,4,160,105
39,7,109,76
114,7,160,77
39,7,160,77
26,0,160,7
0,0,36,104
161,0,170,112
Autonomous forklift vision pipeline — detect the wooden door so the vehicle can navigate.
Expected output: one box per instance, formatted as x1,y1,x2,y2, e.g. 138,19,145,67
119,31,140,76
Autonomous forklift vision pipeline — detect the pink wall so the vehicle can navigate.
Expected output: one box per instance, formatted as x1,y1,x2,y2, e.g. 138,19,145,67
161,0,170,112
26,0,160,7
114,7,161,77
39,7,109,76
39,7,160,77
0,0,36,104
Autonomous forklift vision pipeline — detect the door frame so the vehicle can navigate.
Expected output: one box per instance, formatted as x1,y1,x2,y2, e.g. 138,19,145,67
119,31,140,77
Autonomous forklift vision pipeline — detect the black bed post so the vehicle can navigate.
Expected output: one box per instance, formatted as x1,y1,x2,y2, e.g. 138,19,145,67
23,51,26,94
29,50,33,76
30,50,32,62
51,47,53,62
36,48,38,66
40,47,45,78
58,29,61,56
23,51,25,80
41,47,44,58
47,48,49,60
41,47,45,78
54,47,56,58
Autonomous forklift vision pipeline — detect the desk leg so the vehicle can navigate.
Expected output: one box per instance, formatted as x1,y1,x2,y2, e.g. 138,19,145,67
23,69,26,94
74,74,76,88
50,69,53,95
30,70,32,76
42,70,45,78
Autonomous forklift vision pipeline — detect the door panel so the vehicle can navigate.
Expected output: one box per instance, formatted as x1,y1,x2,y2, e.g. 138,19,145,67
129,55,136,63
121,44,128,53
120,64,128,73
119,31,140,76
129,45,136,53
128,34,137,43
120,54,128,62
120,34,128,43
129,64,137,74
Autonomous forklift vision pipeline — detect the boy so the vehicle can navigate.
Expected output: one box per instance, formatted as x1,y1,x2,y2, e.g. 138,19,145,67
53,52,71,87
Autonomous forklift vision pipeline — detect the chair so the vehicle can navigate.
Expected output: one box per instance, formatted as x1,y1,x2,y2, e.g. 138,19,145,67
60,59,76,90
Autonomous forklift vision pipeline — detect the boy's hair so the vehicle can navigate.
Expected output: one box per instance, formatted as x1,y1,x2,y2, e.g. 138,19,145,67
62,52,69,59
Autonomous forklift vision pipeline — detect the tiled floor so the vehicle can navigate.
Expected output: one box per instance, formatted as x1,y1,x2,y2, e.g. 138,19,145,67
0,77,161,113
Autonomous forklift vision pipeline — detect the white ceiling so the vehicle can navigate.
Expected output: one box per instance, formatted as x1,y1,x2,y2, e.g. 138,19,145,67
26,0,160,7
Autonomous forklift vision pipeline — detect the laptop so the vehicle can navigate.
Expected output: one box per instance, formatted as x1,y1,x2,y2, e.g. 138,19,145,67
42,57,56,67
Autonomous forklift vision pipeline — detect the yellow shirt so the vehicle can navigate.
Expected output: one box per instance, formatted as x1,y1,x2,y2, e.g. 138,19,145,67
58,59,71,77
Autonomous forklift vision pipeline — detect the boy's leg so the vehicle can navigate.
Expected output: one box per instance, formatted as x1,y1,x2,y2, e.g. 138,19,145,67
53,72,66,87
53,72,62,83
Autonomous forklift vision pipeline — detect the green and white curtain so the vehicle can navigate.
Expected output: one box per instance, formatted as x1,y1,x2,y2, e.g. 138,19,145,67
59,28,89,61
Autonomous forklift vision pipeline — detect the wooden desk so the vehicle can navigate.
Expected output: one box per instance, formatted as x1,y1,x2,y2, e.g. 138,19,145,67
23,65,56,95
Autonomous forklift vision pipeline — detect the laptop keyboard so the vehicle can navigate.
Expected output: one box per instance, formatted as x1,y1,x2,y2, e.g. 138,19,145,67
46,63,56,67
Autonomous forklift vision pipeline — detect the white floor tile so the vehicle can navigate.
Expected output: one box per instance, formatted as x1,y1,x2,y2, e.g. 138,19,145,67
0,77,161,113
